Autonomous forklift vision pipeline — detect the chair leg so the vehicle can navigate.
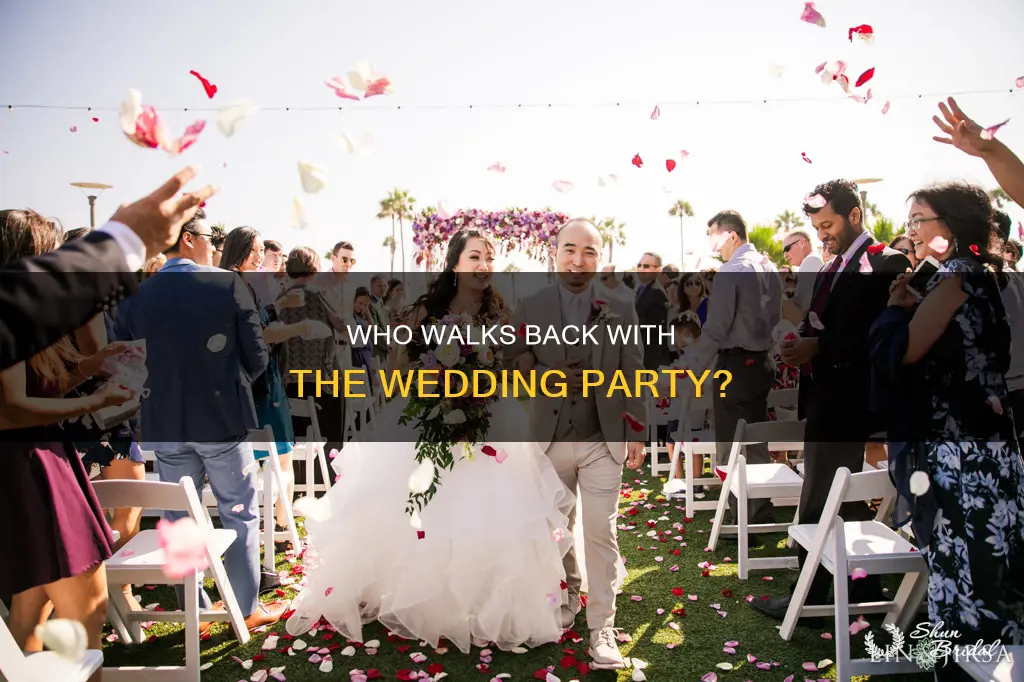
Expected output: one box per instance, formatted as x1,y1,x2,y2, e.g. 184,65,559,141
892,571,929,631
206,555,250,645
317,444,332,492
684,446,695,517
305,448,316,500
833,564,852,682
184,571,201,679
737,467,749,580
110,587,144,643
262,469,275,573
106,591,133,644
779,549,817,642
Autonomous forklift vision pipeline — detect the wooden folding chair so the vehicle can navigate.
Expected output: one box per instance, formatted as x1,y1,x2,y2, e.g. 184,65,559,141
0,617,102,682
780,467,929,680
288,396,332,499
707,418,806,579
92,475,250,670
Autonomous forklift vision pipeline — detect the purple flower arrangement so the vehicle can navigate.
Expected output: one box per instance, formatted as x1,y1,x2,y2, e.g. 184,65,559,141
412,208,570,266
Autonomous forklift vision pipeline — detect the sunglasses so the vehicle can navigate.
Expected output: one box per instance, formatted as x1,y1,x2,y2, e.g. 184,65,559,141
336,255,356,265
636,263,657,270
782,240,805,254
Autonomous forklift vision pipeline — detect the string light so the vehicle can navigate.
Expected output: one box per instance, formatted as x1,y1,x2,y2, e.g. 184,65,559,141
4,87,1015,114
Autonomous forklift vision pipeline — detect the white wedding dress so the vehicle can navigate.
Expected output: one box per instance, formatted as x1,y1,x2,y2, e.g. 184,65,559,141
286,396,577,653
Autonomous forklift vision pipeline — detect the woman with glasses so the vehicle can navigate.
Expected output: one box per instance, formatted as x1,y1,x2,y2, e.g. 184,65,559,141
221,226,312,541
888,234,919,269
870,181,1023,679
675,272,709,325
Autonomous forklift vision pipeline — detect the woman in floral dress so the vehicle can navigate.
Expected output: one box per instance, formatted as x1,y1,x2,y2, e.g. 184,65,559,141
870,182,1024,680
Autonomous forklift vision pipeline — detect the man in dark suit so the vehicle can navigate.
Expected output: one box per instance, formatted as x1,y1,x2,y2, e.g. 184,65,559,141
0,165,217,370
752,179,911,622
634,251,670,370
114,208,286,633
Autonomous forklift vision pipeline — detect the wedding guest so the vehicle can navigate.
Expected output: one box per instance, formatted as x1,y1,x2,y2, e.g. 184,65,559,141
870,181,1023,679
658,263,680,289
278,246,351,452
1005,239,1022,271
664,312,707,497
755,180,910,624
210,224,226,268
0,209,134,680
62,227,91,243
0,166,216,371
676,272,709,325
351,286,375,393
251,239,287,308
781,229,823,324
686,210,782,523
142,253,165,278
384,278,406,324
634,251,670,370
113,210,287,634
221,227,312,538
889,235,919,269
665,279,680,321
367,276,390,364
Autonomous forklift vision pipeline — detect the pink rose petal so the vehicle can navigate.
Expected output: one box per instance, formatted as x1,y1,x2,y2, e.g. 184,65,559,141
701,673,718,682
651,105,661,120
630,595,644,602
808,311,825,330
723,647,736,655
981,118,1010,141
850,568,868,580
1017,77,1024,89
724,640,738,647
882,100,891,114
804,194,827,209
803,662,819,672
487,162,506,173
849,616,870,635
800,2,826,27
821,632,833,640
156,518,210,579
552,180,574,193
755,662,771,670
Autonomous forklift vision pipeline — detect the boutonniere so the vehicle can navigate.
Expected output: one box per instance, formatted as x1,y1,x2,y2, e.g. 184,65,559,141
589,299,619,324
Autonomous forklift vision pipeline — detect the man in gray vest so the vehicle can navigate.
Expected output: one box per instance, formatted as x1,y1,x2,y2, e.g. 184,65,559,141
509,218,647,670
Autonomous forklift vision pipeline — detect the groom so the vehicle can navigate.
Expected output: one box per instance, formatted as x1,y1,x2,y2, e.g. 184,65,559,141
509,218,647,670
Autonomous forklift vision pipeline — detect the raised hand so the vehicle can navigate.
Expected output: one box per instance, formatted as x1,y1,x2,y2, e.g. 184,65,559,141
110,165,219,258
78,341,132,378
931,97,1000,159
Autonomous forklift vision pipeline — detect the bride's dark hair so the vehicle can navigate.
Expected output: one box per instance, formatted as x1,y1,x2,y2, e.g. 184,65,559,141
407,230,506,322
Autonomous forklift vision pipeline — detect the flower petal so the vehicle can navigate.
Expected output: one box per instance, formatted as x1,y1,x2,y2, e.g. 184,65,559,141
552,180,574,193
851,567,868,580
487,162,506,173
666,159,677,172
800,2,826,27
298,161,328,194
216,99,259,137
855,67,875,87
408,459,435,494
632,154,643,168
801,152,812,164
909,470,930,495
981,118,1010,141
189,70,218,99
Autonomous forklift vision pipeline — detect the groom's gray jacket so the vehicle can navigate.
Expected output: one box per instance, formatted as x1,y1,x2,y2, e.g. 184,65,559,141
507,281,646,462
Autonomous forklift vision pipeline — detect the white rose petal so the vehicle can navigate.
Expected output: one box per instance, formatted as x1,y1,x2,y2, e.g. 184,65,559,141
409,459,436,494
207,334,227,352
292,196,310,230
216,99,260,137
341,645,356,656
443,409,466,425
909,470,930,496
292,639,307,651
35,619,87,661
297,161,328,194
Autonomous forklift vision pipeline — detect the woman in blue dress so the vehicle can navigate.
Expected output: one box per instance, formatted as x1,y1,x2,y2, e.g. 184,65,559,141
870,182,1024,680
221,227,311,539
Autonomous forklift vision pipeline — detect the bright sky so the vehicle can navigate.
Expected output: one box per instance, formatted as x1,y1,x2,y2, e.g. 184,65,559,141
1,0,1022,274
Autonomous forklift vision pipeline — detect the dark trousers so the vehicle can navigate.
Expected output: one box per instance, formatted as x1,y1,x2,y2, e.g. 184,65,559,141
713,349,774,524
1009,388,1024,449
793,439,880,604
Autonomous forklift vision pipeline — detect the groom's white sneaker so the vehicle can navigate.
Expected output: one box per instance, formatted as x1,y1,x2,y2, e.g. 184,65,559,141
559,592,581,629
588,627,625,670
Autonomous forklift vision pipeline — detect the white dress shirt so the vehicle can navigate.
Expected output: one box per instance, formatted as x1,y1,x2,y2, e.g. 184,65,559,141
792,252,823,313
558,279,594,330
833,230,873,287
690,243,782,358
97,220,146,272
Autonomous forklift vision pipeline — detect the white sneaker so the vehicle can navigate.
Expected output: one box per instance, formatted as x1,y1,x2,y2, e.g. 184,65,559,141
588,627,625,670
559,592,581,629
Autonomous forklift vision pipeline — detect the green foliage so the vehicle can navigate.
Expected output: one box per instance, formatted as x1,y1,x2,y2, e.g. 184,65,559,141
748,224,787,267
773,210,804,233
871,216,902,245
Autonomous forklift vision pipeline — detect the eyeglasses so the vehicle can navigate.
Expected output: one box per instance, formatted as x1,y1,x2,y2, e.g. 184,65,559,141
636,263,657,270
336,255,356,265
904,216,943,231
188,230,215,239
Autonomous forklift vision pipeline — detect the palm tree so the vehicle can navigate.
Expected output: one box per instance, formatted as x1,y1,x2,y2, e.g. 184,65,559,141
870,216,898,245
773,210,805,235
668,200,694,266
382,236,396,277
748,224,787,267
387,189,416,274
593,217,627,262
989,187,1013,209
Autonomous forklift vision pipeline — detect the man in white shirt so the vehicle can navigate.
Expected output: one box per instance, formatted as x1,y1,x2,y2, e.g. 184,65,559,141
687,210,783,523
781,230,823,324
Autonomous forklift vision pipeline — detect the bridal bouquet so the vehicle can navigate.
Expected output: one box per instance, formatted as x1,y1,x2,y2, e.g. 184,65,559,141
398,313,505,531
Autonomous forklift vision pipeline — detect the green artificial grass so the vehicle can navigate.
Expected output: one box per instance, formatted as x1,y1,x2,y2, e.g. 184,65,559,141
101,467,933,681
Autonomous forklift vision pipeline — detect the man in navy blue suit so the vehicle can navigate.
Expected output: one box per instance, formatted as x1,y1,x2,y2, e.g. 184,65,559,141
114,209,287,631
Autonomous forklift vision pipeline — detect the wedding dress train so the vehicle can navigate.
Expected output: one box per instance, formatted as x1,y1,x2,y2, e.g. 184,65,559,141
286,397,576,654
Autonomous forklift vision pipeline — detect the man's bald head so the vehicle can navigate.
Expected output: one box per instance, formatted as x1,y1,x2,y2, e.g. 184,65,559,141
554,217,602,290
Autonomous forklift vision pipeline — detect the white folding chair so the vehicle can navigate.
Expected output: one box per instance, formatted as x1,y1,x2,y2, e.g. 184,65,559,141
663,389,717,516
646,393,675,477
707,419,806,578
91,476,249,681
288,396,332,498
0,617,102,682
780,467,929,680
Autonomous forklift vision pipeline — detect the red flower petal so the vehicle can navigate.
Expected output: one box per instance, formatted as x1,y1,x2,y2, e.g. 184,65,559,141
416,530,425,539
855,67,875,87
632,154,643,168
801,152,812,164
970,244,980,256
366,670,383,680
396,644,411,653
481,445,497,457
427,663,444,675
560,654,578,668
744,359,754,367
252,653,265,662
92,117,99,123
560,580,568,590
867,243,885,255
671,587,684,597
189,70,218,99
721,589,734,597
516,322,527,337
622,411,645,432
666,159,677,172
577,661,592,675
848,24,874,43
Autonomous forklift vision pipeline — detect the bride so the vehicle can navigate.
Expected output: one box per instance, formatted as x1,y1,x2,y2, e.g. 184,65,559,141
286,230,577,654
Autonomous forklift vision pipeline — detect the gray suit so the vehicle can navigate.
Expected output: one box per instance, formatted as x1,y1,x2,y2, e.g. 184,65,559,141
509,280,644,629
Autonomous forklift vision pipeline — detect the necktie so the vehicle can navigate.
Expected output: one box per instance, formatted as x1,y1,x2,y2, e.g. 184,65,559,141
635,284,647,303
805,256,843,339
